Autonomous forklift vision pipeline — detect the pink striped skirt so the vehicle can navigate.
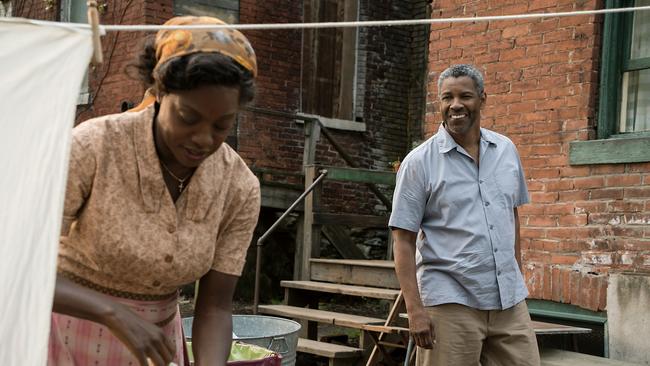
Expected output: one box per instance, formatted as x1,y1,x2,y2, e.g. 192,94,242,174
48,293,186,366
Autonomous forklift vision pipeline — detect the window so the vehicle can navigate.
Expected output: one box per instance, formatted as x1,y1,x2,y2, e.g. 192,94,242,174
569,0,650,164
0,1,11,16
302,0,360,122
60,0,90,105
620,1,650,133
174,0,239,24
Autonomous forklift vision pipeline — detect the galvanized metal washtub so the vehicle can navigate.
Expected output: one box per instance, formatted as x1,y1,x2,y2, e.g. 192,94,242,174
182,315,301,366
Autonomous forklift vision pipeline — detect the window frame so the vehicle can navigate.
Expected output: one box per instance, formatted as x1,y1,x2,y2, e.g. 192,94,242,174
301,0,361,124
173,0,240,24
569,0,650,165
60,0,90,105
0,1,11,16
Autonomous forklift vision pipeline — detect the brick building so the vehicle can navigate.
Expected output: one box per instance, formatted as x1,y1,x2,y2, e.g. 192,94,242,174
11,0,429,215
10,0,430,296
426,0,649,362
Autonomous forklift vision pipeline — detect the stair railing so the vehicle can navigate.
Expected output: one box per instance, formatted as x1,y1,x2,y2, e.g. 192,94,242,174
253,169,328,314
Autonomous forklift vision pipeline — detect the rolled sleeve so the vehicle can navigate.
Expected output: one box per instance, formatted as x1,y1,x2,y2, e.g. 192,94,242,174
388,158,427,233
211,181,261,276
512,146,529,207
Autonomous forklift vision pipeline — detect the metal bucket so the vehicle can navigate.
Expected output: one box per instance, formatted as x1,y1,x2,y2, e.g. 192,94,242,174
182,315,301,366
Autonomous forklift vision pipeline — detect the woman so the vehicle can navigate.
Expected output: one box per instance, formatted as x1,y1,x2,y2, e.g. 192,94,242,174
48,16,260,366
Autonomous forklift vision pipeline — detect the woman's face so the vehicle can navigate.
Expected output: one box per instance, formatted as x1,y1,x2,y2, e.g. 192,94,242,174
156,85,240,168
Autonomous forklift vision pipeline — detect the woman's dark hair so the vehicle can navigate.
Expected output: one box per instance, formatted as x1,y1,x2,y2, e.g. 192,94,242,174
129,35,255,104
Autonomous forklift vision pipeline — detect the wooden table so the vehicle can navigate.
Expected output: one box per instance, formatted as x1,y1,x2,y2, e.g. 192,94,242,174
532,320,592,335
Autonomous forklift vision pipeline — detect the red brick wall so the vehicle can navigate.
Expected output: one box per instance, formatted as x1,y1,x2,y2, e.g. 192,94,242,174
14,0,171,121
15,0,425,217
13,0,58,20
238,1,429,215
237,0,303,171
425,0,650,311
77,0,173,121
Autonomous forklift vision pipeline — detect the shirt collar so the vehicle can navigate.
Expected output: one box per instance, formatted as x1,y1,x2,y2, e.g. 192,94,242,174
437,123,497,153
133,104,166,214
132,104,220,221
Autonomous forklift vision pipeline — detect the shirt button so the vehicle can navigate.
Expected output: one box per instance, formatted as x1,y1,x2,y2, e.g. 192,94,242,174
165,255,173,263
167,225,176,233
153,280,161,287
497,270,502,276
479,179,484,184
485,202,490,207
494,248,498,253
490,225,494,230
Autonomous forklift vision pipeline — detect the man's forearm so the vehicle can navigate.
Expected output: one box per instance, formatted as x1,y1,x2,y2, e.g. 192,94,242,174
393,237,425,313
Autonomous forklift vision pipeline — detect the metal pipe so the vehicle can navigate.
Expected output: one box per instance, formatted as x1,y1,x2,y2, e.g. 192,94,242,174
253,170,328,314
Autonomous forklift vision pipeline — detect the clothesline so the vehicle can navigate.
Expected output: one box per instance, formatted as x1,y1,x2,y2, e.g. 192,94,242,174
22,5,650,32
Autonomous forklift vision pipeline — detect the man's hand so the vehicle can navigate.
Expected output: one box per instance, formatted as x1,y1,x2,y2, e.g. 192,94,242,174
408,307,436,349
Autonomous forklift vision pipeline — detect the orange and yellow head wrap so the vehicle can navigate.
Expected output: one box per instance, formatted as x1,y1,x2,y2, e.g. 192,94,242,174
131,16,257,112
154,16,257,77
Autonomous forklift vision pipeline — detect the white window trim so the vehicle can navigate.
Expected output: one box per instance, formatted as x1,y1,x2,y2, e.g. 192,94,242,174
60,0,90,105
0,1,12,16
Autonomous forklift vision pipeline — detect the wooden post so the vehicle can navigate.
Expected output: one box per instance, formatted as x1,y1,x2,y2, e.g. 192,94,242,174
303,119,321,168
386,229,394,261
301,165,322,281
293,217,304,281
297,119,321,281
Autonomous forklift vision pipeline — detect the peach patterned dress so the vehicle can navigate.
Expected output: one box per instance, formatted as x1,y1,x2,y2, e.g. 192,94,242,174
48,104,260,365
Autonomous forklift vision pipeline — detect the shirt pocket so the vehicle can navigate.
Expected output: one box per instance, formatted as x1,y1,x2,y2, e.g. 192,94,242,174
492,168,520,210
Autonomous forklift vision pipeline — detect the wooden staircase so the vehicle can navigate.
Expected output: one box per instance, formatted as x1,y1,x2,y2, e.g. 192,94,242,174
258,258,404,366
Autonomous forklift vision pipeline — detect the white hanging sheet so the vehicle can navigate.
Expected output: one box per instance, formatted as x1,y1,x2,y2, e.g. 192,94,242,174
0,18,92,365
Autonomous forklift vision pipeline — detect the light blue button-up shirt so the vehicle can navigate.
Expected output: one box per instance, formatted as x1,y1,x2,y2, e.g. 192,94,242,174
389,125,529,310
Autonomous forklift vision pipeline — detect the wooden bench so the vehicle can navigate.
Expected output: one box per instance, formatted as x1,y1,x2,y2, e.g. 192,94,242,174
281,280,400,300
257,304,385,329
541,349,641,366
297,338,363,366
532,320,592,335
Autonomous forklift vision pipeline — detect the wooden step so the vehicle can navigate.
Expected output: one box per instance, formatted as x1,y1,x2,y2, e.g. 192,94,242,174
297,338,363,359
281,280,400,300
310,259,399,289
257,304,385,329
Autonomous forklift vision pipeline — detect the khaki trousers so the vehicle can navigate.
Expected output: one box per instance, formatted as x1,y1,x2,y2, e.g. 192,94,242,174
416,301,540,366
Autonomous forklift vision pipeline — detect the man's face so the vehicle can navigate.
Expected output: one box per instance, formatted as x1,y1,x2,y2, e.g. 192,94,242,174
439,76,485,137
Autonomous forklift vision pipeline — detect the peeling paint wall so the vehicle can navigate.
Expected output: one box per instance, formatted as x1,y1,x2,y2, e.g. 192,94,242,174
608,273,650,365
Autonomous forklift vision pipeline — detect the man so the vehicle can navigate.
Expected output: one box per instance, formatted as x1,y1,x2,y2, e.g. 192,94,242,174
389,64,540,365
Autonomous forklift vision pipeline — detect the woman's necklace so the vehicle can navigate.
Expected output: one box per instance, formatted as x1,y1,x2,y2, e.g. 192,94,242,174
159,160,192,193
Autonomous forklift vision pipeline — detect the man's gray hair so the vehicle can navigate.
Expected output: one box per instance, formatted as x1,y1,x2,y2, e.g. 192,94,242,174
437,64,485,96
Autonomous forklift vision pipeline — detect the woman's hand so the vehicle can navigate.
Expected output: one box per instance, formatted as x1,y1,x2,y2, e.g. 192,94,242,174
52,275,175,366
103,302,176,366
